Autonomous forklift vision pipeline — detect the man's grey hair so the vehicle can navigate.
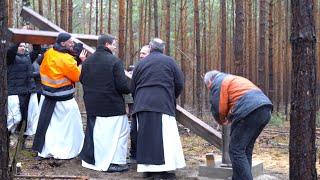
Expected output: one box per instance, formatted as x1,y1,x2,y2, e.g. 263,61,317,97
141,45,150,50
149,38,165,52
203,70,220,85
97,34,116,46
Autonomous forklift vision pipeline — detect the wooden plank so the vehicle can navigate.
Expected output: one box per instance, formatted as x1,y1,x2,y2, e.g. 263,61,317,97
20,6,94,53
20,6,223,149
8,28,98,47
176,105,222,149
8,28,57,44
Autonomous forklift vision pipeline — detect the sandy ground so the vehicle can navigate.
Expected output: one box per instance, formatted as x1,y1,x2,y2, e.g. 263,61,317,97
9,124,318,180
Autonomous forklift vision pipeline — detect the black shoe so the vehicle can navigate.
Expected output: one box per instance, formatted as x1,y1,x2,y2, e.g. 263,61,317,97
35,156,45,161
127,157,137,164
142,172,153,178
107,164,129,173
153,172,176,180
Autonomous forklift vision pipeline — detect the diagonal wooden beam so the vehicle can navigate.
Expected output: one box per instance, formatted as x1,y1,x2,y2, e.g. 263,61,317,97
8,28,98,47
176,106,222,148
20,6,94,53
20,6,222,149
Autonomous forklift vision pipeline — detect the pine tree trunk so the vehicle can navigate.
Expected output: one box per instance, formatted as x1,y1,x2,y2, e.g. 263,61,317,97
147,0,152,42
48,0,52,20
54,0,58,26
144,0,148,44
258,0,267,92
208,0,213,71
124,0,129,67
82,0,86,34
220,0,226,71
268,0,274,102
95,0,98,35
284,0,291,118
179,0,187,107
38,0,43,15
164,0,170,55
60,0,67,30
248,0,253,81
89,0,93,34
68,0,73,32
289,0,317,179
108,0,111,34
118,0,125,60
201,0,208,108
138,0,144,48
153,0,158,37
194,0,202,117
0,0,9,178
253,0,258,83
128,0,134,65
8,0,13,27
174,1,178,60
100,0,104,34
234,0,244,76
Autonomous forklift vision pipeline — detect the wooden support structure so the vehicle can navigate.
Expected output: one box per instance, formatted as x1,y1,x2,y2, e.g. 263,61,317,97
20,6,94,53
19,6,223,149
8,28,98,47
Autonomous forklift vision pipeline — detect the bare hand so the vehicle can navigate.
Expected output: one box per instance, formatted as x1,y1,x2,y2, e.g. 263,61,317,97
79,50,88,62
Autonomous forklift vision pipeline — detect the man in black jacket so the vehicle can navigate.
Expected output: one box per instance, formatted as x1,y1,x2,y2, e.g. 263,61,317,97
7,42,41,143
79,34,130,172
131,38,186,179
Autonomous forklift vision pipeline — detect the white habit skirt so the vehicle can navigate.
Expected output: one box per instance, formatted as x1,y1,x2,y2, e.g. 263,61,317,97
25,93,40,136
7,93,40,135
38,96,84,159
7,95,21,133
82,115,129,171
137,114,186,172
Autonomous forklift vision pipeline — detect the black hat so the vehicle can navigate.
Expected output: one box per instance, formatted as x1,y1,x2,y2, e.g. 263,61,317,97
56,33,71,44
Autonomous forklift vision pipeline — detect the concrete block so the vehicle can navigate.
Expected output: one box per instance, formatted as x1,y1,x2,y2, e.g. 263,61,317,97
198,160,264,179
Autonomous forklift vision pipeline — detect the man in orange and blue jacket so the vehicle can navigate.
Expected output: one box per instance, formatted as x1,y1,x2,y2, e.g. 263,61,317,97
204,70,273,180
32,33,86,160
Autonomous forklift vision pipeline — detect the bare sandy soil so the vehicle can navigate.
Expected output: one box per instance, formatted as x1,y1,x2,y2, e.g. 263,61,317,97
10,123,319,180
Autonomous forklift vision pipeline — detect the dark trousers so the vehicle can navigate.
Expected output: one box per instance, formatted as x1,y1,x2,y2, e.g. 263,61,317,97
229,106,271,180
16,94,31,133
129,115,137,159
128,103,137,159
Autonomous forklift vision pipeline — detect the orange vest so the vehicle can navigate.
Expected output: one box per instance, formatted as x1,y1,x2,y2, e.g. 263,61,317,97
40,48,80,98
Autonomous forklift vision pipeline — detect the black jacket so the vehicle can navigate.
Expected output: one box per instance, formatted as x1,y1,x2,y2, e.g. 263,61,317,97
7,44,41,95
80,46,130,117
131,50,184,116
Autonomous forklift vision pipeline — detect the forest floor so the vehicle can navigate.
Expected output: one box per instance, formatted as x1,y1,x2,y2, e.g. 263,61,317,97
9,118,320,180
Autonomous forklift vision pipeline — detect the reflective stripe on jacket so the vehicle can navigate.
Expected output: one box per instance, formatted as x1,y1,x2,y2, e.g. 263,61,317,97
210,72,273,125
40,48,80,99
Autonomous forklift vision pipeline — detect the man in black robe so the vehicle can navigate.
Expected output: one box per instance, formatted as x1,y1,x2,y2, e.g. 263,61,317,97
79,34,130,172
131,38,186,179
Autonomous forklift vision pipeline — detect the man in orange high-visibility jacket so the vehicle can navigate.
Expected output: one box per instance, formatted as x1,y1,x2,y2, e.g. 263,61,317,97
204,70,273,180
32,33,86,160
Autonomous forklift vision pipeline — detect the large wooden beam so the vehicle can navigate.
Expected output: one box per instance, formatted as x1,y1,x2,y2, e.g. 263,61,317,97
176,106,222,148
8,28,98,47
20,6,94,53
20,6,223,149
